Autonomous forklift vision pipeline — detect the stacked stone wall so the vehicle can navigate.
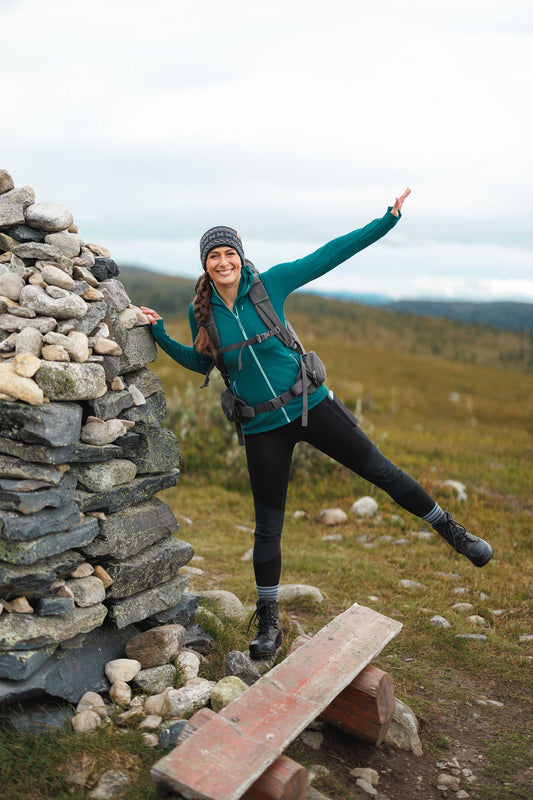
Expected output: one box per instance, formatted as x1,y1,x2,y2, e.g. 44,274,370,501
0,169,196,708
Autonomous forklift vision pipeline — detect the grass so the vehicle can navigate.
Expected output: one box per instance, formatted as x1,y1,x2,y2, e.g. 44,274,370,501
1,308,532,799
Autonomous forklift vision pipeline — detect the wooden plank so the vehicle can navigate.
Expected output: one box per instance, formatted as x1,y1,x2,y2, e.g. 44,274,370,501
175,709,308,800
151,603,401,800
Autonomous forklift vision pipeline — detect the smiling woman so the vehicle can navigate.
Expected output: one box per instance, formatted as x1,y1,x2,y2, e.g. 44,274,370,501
141,189,495,662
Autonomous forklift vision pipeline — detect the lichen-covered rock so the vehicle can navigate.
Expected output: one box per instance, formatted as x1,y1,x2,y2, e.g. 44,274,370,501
35,361,106,401
75,459,137,492
211,675,248,711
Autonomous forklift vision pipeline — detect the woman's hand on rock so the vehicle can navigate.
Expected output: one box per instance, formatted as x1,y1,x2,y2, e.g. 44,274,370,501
140,306,162,324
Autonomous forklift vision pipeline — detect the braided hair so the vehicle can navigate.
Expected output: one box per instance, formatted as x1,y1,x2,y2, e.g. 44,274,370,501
193,271,216,358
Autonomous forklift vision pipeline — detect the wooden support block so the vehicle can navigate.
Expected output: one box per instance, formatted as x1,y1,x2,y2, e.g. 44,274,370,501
172,708,307,800
320,664,395,745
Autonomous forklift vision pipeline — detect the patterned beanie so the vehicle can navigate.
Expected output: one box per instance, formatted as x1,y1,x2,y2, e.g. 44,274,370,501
199,226,245,270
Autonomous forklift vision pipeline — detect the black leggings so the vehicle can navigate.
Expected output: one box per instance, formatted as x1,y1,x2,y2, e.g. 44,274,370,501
244,394,436,587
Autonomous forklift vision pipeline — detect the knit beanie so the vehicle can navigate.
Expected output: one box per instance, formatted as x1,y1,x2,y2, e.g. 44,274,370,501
200,226,245,270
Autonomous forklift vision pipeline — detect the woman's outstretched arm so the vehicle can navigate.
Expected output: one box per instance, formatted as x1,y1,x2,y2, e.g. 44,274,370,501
141,305,213,376
263,188,411,301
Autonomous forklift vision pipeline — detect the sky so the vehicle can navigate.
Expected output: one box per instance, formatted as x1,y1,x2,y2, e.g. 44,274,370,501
1,0,532,301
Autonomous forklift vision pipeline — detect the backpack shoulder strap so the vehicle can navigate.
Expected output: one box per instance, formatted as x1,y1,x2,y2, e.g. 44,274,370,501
248,272,305,354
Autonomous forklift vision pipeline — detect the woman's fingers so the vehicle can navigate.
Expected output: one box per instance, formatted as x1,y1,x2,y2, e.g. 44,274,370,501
391,187,411,216
140,306,161,324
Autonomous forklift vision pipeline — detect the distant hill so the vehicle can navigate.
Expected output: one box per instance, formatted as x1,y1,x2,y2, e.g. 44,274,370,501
306,291,533,331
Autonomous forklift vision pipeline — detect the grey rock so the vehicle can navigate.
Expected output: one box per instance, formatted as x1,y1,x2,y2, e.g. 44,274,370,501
75,469,179,514
430,615,451,629
19,284,87,319
0,231,19,253
0,272,24,300
75,300,107,336
224,650,261,686
35,361,106,400
0,194,25,229
66,576,106,607
134,592,199,631
158,720,187,750
0,500,81,540
44,232,83,258
87,389,134,420
0,700,73,733
99,279,130,312
90,769,130,799
101,355,122,382
123,367,162,398
183,624,215,654
399,579,427,589
454,634,488,641
91,257,119,282
73,247,96,269
74,459,137,492
0,645,57,680
120,390,166,424
5,224,46,243
73,279,90,295
0,454,65,484
0,517,98,565
35,596,74,616
6,305,36,318
0,400,82,446
80,417,134,446
133,422,180,473
24,202,73,233
0,470,77,514
14,242,63,261
0,624,137,705
106,537,194,599
0,171,15,194
0,550,83,598
106,573,189,629
132,664,177,695
0,602,107,652
15,327,43,357
0,431,138,465
0,313,57,333
384,698,423,756
117,325,157,373
126,624,186,669
278,584,324,603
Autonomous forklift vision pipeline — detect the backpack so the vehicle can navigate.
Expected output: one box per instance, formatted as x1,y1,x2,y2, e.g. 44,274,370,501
198,263,326,443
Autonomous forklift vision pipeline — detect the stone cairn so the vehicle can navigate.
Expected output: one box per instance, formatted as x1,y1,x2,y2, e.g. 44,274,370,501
0,169,199,715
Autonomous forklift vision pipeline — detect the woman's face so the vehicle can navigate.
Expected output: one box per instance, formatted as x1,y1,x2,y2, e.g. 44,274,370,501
205,246,242,291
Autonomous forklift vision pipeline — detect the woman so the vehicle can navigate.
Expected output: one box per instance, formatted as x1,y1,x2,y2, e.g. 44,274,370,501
141,189,494,659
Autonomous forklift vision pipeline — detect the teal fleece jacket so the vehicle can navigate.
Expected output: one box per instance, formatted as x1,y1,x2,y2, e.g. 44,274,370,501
152,207,400,435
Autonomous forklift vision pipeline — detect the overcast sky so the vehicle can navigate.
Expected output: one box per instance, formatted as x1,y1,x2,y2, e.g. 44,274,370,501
1,0,531,300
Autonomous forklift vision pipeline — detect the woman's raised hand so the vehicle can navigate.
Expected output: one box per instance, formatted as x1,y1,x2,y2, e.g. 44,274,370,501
140,306,162,325
391,187,411,217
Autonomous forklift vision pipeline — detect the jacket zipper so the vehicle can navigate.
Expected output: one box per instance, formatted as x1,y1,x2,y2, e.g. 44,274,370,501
231,305,291,424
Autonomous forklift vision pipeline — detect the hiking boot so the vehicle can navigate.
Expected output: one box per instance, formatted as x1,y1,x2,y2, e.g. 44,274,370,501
248,599,282,659
433,512,494,567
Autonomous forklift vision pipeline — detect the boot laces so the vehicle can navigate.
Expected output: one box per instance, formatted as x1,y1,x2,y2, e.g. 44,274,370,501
438,513,471,549
247,600,277,636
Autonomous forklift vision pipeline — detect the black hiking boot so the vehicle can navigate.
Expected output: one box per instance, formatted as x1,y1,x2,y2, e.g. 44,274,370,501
248,599,282,660
432,512,494,567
